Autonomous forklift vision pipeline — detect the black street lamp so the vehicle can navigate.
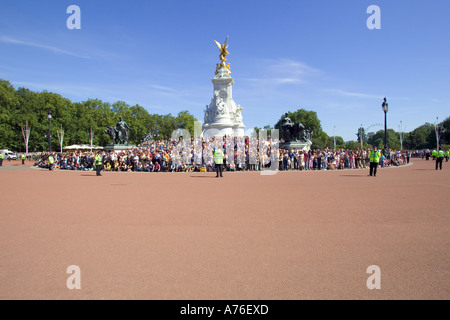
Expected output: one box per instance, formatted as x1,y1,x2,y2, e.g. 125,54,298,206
47,109,52,152
381,97,388,150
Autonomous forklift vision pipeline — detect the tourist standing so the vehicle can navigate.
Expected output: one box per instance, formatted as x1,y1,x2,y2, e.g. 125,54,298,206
283,150,289,171
304,151,309,170
317,151,322,170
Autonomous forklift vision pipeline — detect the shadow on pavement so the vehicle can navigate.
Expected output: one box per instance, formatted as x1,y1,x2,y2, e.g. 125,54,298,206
190,175,217,178
339,175,368,178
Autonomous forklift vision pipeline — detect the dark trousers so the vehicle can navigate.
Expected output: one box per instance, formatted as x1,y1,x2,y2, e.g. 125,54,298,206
283,158,288,171
49,164,53,171
96,164,103,176
0,158,3,166
22,159,25,165
436,158,443,170
369,162,378,176
215,163,223,177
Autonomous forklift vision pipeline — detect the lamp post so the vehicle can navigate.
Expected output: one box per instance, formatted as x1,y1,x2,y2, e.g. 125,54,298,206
399,120,404,151
333,125,336,151
381,97,388,150
21,121,31,156
435,117,443,151
89,126,94,152
47,109,52,152
57,124,64,154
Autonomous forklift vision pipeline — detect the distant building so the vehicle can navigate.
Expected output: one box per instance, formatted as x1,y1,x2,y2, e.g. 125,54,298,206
366,132,375,139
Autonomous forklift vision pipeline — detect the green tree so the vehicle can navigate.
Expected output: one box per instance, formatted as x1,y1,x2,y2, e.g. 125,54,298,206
175,110,198,138
0,80,20,149
326,136,345,149
345,141,371,150
158,114,177,140
440,117,450,146
253,125,272,137
367,129,401,150
127,104,152,144
403,123,434,150
312,131,329,150
345,141,362,150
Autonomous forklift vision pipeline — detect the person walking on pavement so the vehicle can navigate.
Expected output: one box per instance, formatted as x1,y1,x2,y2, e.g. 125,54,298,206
214,148,224,178
436,148,444,170
369,146,381,177
425,149,430,160
95,152,103,176
48,154,55,171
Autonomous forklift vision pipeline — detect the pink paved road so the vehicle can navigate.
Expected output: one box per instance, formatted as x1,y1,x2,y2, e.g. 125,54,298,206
0,158,449,300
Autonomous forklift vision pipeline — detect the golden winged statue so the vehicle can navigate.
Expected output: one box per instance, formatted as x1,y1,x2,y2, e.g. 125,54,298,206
214,36,231,75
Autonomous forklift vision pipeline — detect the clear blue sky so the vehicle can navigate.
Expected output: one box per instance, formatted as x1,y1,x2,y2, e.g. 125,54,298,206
1,0,449,141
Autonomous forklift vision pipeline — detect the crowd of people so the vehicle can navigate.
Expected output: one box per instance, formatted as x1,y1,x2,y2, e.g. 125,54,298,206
30,136,419,173
279,148,411,171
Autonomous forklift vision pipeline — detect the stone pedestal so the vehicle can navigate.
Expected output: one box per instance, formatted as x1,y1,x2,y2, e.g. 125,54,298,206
104,144,136,152
202,67,245,137
280,140,313,152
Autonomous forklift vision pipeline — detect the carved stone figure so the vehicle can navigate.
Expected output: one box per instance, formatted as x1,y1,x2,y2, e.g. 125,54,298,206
281,113,307,143
105,126,119,144
115,117,132,145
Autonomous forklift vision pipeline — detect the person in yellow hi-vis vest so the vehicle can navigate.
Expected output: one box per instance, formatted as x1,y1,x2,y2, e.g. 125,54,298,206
445,149,449,162
214,148,224,178
21,153,26,165
94,152,103,176
369,146,381,177
48,154,55,171
436,148,444,170
432,149,437,160
0,153,3,166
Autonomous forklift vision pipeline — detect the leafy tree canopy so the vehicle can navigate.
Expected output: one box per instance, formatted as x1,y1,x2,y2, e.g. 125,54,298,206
0,79,197,151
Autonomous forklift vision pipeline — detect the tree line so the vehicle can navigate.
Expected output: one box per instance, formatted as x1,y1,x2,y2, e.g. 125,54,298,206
258,109,449,151
0,79,197,152
1,79,448,152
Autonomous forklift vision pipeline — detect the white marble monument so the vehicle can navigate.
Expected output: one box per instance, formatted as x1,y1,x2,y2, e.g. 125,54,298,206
202,37,245,137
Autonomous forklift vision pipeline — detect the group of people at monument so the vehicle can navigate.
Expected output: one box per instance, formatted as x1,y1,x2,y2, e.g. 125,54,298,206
31,136,417,174
279,147,410,172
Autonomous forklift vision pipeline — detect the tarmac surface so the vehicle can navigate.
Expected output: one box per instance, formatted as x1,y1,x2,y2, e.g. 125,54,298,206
0,158,449,300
